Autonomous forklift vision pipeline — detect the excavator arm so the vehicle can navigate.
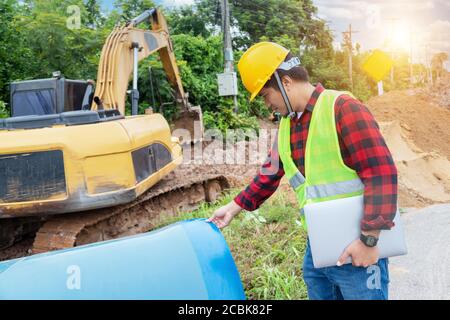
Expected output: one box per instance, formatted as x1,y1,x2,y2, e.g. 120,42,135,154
92,9,202,141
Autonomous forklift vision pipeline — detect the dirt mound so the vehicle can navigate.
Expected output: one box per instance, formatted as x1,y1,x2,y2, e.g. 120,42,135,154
380,121,450,207
367,86,450,207
367,88,450,160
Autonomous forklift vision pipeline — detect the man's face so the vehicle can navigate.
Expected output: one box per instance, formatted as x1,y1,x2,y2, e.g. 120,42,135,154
259,87,289,116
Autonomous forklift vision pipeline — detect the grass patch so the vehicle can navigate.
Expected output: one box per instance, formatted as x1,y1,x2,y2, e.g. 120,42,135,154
154,188,309,300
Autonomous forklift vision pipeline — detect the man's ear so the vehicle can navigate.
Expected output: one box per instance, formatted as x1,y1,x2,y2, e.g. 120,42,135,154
281,75,293,91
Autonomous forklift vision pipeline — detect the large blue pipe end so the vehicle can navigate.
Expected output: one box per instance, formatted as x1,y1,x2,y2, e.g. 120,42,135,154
0,219,246,300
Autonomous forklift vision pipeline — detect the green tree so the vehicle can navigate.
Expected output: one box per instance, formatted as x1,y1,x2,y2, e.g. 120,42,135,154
85,0,104,28
166,5,212,37
147,34,224,115
0,0,35,103
0,100,9,118
196,0,332,50
133,33,262,131
17,0,106,80
113,0,155,21
431,52,448,80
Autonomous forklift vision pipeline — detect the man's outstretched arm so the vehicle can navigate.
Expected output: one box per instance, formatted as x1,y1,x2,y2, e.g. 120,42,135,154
209,136,285,228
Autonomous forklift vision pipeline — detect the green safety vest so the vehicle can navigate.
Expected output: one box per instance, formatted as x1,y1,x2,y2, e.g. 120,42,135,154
278,89,364,230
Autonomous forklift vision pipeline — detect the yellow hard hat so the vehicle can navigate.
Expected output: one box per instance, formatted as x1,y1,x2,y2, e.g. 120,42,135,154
238,42,290,101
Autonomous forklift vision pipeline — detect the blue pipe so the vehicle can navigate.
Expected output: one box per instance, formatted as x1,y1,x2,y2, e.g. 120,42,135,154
0,219,246,300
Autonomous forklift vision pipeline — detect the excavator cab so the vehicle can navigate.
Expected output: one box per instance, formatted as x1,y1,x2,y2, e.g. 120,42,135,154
9,73,93,117
4,74,123,131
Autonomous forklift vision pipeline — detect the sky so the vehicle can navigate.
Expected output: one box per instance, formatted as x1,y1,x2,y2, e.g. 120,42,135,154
102,0,450,68
314,0,450,69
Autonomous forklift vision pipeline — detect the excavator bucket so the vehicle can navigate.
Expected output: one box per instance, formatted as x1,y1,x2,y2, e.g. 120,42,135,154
172,105,204,144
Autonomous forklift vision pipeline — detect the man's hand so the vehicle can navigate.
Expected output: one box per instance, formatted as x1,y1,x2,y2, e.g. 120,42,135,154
207,200,242,229
337,239,380,268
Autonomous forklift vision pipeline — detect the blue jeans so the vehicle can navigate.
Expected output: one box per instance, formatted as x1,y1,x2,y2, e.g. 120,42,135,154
303,240,390,300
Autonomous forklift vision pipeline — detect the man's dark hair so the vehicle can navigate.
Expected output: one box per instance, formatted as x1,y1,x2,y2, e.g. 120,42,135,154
263,53,309,91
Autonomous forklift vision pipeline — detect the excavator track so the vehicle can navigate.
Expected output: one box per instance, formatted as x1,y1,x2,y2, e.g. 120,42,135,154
32,170,229,253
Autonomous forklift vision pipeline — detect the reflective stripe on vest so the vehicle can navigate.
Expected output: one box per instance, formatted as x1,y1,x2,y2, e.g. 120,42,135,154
306,178,364,200
289,172,305,189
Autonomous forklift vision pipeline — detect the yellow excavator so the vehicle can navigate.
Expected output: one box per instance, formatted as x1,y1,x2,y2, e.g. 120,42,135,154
0,9,228,255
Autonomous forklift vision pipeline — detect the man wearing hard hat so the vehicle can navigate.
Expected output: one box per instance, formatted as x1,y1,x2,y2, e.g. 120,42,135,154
208,42,398,300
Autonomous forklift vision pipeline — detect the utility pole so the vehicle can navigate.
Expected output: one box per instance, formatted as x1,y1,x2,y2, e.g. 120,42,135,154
222,0,233,74
342,24,358,92
427,48,431,85
424,44,433,85
409,29,414,87
386,18,399,85
217,0,238,112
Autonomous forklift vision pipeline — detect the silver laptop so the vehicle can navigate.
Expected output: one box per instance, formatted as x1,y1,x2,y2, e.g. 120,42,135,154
304,195,407,268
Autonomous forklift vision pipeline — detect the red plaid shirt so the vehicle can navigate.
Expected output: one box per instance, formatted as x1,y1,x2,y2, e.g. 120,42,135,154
234,84,398,231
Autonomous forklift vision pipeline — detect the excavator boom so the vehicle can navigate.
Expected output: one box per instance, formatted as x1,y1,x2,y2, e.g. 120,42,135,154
92,8,203,142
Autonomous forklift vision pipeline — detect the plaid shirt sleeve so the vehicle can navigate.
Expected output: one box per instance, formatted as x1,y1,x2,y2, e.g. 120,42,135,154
335,96,398,231
233,133,285,211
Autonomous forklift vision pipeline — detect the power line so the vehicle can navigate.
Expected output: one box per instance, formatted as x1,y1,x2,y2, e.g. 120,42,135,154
342,24,358,92
214,0,221,27
219,0,238,112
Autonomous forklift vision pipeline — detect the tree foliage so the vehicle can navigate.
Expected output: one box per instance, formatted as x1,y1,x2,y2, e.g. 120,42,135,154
0,0,428,129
